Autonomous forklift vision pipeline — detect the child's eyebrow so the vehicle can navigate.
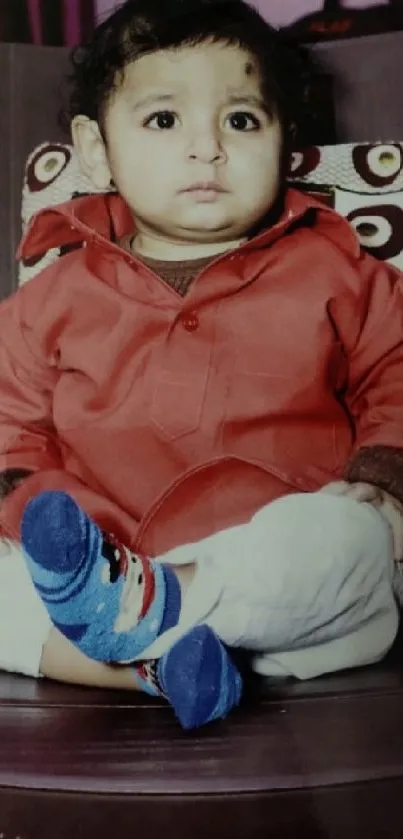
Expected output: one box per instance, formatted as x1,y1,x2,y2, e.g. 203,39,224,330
130,92,268,112
225,93,267,110
131,93,176,111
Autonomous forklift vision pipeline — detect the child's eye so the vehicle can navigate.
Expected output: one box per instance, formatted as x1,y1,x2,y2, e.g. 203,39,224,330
227,111,261,131
144,111,178,130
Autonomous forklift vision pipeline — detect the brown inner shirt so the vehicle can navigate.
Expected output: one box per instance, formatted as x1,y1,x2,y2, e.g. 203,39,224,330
140,252,214,296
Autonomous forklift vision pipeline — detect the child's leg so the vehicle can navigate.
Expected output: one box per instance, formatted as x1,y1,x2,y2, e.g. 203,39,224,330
21,488,398,723
0,537,241,730
21,493,242,729
0,538,143,688
41,622,242,735
0,539,51,678
21,491,199,662
22,489,398,674
159,492,398,678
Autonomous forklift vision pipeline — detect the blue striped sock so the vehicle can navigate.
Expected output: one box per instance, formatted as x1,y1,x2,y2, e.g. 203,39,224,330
21,491,181,663
157,625,243,730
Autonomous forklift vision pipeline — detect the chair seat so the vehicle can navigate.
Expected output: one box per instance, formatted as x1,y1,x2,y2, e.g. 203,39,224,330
1,644,403,839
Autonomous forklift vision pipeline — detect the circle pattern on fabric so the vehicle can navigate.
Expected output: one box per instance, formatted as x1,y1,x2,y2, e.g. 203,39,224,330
22,250,49,268
27,144,72,192
352,144,403,188
347,204,403,261
289,146,321,179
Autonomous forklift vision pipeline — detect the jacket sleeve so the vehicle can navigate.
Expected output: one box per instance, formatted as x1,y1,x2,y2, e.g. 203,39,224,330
0,469,34,499
332,251,403,494
345,445,403,505
0,291,137,546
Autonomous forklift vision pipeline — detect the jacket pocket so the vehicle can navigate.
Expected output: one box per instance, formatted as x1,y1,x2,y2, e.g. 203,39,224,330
149,371,205,440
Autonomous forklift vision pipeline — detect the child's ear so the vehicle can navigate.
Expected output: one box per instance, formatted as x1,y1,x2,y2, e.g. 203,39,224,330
71,116,112,190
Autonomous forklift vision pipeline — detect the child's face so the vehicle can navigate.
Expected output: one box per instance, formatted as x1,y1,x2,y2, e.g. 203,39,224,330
76,42,283,257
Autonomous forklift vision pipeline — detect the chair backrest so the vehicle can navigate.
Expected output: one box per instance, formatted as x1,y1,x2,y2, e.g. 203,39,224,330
0,43,70,299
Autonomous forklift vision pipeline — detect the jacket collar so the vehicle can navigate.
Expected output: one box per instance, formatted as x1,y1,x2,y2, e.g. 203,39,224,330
17,187,360,264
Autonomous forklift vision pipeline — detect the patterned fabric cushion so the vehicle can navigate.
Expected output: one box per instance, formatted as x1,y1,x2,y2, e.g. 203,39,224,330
288,142,403,270
18,141,403,286
19,143,110,286
335,187,403,269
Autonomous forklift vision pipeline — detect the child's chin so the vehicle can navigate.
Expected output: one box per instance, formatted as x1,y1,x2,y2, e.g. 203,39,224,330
180,214,236,234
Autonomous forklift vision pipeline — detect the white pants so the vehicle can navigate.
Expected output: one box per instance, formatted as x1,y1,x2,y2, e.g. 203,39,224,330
0,538,51,677
0,493,400,680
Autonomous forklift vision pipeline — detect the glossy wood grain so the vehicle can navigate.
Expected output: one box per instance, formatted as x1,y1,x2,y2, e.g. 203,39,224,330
2,663,403,838
1,663,403,796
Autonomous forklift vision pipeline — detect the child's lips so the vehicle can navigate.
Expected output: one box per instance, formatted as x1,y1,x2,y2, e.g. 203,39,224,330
180,182,229,203
180,181,228,193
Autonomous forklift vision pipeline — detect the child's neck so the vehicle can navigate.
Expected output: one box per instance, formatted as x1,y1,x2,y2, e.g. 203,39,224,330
130,232,247,262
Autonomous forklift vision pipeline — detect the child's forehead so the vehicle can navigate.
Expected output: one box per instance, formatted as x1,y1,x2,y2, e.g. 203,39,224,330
120,42,260,96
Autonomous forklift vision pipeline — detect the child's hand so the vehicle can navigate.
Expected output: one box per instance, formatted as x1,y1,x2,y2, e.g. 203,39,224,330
319,480,403,562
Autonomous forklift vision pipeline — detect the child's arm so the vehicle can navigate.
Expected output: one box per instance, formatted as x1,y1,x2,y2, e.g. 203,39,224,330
0,303,150,692
0,469,33,498
345,445,403,503
0,288,135,545
332,252,403,501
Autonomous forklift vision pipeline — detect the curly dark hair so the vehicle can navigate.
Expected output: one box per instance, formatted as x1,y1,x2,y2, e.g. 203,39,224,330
60,0,319,145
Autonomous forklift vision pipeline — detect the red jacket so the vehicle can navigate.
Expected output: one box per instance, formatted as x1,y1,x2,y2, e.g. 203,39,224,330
1,188,403,555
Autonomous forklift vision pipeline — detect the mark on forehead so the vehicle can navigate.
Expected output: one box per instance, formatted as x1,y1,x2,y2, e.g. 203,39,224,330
244,61,255,77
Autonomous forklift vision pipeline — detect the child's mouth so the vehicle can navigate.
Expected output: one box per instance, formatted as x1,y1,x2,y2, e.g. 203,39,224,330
181,183,228,203
181,180,228,195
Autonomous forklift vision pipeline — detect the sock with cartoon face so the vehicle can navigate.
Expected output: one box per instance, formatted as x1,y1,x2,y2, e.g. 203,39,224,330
21,490,181,663
21,490,243,730
134,624,243,730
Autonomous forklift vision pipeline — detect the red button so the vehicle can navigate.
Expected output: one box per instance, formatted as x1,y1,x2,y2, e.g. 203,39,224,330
181,312,199,332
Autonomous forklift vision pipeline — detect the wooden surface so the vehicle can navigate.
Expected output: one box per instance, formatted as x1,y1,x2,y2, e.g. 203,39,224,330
1,671,403,796
1,657,403,838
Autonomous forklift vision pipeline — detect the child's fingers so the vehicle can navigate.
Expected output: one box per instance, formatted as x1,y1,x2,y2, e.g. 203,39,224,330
319,480,380,502
343,482,381,503
319,481,403,561
318,480,352,495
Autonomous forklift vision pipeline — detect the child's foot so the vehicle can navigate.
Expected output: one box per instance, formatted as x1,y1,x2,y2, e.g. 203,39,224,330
21,491,181,663
135,625,243,730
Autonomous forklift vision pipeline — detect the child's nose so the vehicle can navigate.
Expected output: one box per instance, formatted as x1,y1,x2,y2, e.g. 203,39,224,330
186,128,227,164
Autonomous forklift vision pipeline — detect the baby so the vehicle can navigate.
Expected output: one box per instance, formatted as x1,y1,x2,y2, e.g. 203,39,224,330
0,0,403,730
